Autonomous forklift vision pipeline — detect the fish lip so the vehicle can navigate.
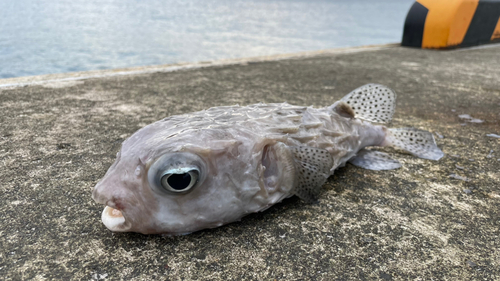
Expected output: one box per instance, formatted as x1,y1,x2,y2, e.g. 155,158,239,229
101,203,132,232
92,183,133,232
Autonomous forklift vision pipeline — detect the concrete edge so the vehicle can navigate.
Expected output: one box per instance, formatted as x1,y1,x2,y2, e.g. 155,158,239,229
0,43,400,89
450,41,500,52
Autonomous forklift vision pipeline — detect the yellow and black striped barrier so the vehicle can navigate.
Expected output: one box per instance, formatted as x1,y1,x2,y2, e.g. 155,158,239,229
402,0,500,49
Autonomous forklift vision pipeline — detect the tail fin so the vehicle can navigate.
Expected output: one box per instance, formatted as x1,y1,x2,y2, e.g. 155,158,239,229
340,84,443,161
341,84,396,124
384,128,444,160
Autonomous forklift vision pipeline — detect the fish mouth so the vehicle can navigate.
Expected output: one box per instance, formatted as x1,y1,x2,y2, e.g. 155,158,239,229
101,204,132,232
92,183,133,232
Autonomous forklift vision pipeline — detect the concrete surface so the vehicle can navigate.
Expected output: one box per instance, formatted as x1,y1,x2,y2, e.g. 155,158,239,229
1,44,499,280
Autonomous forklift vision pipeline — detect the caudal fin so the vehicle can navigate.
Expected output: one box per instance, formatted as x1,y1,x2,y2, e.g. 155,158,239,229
341,84,396,124
384,128,444,160
340,84,443,161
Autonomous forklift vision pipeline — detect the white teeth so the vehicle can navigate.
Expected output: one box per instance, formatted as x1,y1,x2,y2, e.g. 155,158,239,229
102,206,130,232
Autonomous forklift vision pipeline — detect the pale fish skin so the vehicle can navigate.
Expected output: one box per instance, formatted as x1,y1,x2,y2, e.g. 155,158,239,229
92,84,444,235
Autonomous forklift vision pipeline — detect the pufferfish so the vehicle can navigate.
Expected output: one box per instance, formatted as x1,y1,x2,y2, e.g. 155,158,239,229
92,84,444,235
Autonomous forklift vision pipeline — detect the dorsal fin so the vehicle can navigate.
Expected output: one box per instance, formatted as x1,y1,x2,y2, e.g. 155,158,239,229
341,84,396,124
330,101,355,118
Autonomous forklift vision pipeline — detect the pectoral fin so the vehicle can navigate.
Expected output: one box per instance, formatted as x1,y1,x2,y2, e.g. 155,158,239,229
289,146,333,203
348,149,401,170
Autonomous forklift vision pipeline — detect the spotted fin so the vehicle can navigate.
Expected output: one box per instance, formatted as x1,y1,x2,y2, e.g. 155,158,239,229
348,149,401,170
330,101,355,119
290,146,333,203
385,128,444,160
341,84,396,124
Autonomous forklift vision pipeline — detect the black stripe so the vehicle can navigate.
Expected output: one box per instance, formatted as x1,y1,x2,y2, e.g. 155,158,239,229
402,2,429,47
462,0,500,47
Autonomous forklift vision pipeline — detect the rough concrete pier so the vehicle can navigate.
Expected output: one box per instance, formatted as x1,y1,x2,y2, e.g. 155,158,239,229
1,44,499,280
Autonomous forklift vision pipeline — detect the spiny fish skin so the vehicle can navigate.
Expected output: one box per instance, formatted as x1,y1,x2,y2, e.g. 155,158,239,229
92,84,443,235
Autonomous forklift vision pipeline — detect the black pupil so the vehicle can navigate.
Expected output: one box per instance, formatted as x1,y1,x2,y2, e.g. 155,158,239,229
166,173,192,190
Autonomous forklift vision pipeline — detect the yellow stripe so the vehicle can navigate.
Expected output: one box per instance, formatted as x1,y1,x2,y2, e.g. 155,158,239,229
417,0,479,48
448,1,479,45
492,17,500,40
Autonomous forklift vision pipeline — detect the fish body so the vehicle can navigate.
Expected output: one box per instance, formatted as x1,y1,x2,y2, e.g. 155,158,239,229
92,84,443,235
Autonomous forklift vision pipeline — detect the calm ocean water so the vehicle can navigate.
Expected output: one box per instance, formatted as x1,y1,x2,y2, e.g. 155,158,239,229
0,0,414,79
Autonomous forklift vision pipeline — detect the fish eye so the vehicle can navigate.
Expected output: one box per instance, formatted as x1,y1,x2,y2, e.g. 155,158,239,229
147,152,206,195
160,170,199,193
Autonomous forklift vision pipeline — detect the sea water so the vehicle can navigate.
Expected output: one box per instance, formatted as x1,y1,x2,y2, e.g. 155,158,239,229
0,0,414,79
